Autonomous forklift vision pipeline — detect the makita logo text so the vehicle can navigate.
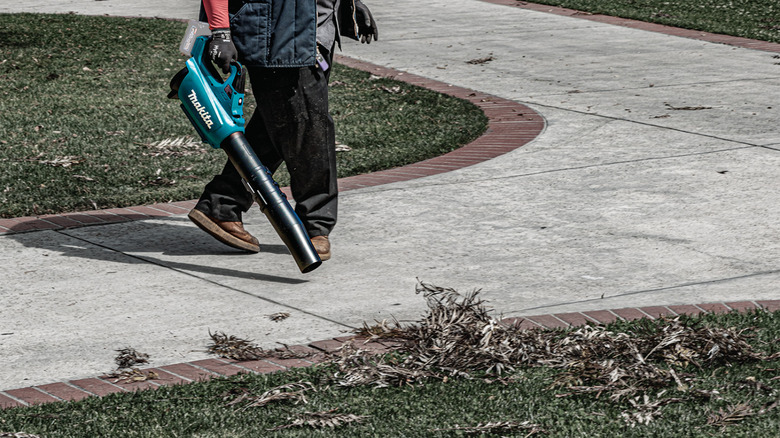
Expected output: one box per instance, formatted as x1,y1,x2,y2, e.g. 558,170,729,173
188,90,214,129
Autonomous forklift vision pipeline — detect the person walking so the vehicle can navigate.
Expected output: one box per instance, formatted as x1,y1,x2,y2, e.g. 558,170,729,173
188,0,378,261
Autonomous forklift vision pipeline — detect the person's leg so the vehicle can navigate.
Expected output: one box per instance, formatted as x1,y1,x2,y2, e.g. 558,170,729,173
248,61,337,258
190,94,283,253
191,57,336,258
194,160,251,222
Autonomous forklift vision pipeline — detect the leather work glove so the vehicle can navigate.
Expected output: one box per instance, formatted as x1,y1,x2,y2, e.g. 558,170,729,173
354,0,378,44
207,28,238,73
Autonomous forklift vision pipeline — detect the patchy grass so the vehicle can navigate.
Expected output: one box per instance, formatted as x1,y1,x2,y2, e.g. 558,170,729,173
2,284,780,437
0,13,487,218
524,0,780,43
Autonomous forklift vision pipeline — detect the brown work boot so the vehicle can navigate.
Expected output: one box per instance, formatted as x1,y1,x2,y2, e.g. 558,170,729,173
188,209,260,253
311,235,331,261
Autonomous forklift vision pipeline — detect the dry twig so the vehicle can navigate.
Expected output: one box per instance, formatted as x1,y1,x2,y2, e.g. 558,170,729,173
0,433,42,438
268,409,367,431
225,382,314,410
431,420,544,435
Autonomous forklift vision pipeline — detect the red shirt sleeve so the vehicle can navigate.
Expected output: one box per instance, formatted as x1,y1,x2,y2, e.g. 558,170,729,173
201,0,230,29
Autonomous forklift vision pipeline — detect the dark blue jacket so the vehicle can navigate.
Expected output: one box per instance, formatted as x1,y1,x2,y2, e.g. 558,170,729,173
230,0,317,67
202,0,362,68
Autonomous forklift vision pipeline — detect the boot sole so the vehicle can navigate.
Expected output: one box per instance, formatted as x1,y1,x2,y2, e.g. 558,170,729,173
188,209,260,253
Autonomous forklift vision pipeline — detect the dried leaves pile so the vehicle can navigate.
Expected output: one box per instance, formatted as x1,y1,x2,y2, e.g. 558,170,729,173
343,282,780,427
114,347,149,369
210,282,779,431
107,347,158,384
206,330,315,362
207,331,268,361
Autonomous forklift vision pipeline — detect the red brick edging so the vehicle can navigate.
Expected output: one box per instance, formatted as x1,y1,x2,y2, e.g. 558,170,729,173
0,56,544,235
484,0,780,54
2,299,778,409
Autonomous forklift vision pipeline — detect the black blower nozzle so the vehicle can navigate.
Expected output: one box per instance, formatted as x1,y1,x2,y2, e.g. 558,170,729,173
221,133,322,273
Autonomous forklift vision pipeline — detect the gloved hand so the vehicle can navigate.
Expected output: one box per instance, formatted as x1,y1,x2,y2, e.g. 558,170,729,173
207,28,238,73
354,0,378,44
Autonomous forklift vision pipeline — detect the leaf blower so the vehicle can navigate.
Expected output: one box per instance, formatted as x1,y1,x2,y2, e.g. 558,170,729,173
168,34,321,274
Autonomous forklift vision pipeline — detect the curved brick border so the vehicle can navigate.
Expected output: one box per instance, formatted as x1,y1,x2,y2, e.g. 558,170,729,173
2,299,778,408
484,0,780,54
0,56,544,235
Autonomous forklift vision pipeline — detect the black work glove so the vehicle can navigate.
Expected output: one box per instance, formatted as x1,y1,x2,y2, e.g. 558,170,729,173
354,0,378,44
207,28,238,73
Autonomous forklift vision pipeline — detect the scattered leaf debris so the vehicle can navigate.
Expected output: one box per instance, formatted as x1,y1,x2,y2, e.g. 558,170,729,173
378,85,403,94
466,55,495,65
225,381,314,410
268,312,291,322
37,156,85,168
0,433,43,438
140,136,206,158
707,402,755,428
207,330,267,361
206,331,319,362
334,141,351,152
343,281,780,425
114,347,149,369
269,409,368,431
106,368,159,384
431,420,544,435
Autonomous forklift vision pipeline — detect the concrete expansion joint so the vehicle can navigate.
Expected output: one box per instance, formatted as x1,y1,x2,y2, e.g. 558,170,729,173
527,99,769,151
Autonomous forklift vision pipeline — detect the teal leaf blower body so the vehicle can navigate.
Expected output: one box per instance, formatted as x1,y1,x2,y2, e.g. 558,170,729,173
169,36,321,273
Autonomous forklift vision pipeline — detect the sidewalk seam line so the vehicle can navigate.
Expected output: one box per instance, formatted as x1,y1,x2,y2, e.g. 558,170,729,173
32,386,64,402
155,368,194,383
0,391,29,407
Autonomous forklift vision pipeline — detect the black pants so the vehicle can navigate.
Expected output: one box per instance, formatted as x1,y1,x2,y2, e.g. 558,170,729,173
195,56,337,238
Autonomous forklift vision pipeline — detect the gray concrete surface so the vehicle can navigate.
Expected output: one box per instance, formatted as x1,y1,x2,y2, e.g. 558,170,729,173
1,0,779,391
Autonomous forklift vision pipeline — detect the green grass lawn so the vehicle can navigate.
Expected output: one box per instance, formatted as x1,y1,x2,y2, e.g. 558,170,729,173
1,291,779,437
525,0,780,43
0,13,487,218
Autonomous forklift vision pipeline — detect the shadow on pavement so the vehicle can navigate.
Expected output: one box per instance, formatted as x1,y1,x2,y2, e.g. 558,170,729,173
2,216,309,285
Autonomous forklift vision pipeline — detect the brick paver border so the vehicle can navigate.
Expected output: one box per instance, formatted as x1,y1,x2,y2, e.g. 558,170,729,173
2,299,778,409
0,56,544,235
483,0,780,54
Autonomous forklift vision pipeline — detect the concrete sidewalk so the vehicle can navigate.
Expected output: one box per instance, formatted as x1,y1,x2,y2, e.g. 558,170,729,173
1,0,779,395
